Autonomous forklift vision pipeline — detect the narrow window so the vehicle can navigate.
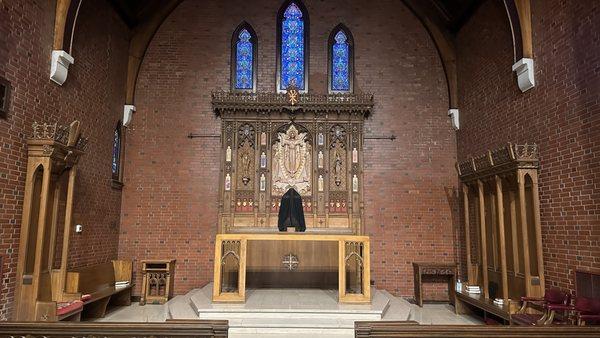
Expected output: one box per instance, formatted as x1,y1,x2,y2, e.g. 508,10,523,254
328,24,354,93
231,22,257,92
277,1,309,92
112,121,122,181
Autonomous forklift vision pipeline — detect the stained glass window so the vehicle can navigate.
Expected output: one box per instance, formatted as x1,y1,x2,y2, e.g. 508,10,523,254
235,28,253,90
331,30,350,91
280,2,305,90
112,123,121,179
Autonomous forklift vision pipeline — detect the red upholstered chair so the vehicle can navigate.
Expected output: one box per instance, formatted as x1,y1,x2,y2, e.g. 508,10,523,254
548,297,600,326
511,288,571,325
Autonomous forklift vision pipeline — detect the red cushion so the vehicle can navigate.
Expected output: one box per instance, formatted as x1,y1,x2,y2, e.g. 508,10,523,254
56,300,83,316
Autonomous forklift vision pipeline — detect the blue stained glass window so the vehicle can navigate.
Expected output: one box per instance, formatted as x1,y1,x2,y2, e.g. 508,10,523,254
332,30,350,91
112,127,120,176
235,29,253,90
280,3,305,90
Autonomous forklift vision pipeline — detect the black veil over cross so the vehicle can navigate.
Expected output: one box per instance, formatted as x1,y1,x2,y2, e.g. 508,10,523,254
277,188,306,232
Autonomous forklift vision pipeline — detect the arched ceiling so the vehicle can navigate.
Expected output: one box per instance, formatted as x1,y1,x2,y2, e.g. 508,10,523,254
102,0,527,108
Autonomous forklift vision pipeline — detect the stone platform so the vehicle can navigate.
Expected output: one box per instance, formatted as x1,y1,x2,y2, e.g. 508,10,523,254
167,283,411,336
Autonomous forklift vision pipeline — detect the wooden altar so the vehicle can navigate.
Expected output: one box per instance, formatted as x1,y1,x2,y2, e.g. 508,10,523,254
210,89,374,303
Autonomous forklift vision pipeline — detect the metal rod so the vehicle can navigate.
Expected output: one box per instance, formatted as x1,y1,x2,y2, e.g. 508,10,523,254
187,133,220,139
364,135,396,141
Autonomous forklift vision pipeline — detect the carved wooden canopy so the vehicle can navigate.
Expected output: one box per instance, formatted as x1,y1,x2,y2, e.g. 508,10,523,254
212,91,374,118
456,143,539,182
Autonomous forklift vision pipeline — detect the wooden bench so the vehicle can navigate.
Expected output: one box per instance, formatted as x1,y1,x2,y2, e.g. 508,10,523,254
455,289,512,324
354,321,600,337
65,260,133,319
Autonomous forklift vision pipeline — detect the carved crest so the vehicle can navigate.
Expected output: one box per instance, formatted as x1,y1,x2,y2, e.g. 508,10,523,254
271,124,312,195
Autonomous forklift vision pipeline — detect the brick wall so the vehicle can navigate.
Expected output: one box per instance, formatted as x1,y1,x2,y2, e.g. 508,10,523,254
456,0,600,292
121,0,458,299
0,0,129,319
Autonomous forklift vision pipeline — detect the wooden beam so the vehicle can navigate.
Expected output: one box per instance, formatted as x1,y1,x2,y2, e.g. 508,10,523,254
57,168,77,301
53,0,72,50
126,0,183,104
495,176,509,301
515,0,533,58
509,190,520,274
462,184,473,284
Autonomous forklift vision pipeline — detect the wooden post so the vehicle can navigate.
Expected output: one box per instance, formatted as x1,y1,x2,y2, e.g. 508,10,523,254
32,161,52,307
58,168,77,301
462,184,473,284
338,240,345,301
477,180,489,298
53,0,72,50
212,238,223,300
529,171,545,290
509,190,520,274
239,238,247,301
495,176,509,301
518,170,532,296
362,239,371,301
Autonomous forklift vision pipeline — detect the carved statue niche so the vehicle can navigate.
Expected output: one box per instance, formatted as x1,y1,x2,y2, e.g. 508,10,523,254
329,124,347,191
271,124,312,196
237,124,255,188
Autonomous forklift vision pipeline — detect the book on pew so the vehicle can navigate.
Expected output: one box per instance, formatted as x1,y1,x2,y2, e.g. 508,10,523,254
115,280,130,288
466,285,481,294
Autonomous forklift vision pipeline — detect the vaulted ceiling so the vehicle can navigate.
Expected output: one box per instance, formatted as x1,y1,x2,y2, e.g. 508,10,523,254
107,0,482,35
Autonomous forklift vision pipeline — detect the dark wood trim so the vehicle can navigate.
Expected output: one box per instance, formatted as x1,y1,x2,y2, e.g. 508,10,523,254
327,23,354,94
0,76,11,119
355,322,600,337
0,321,229,337
276,0,310,93
212,91,373,117
230,21,258,93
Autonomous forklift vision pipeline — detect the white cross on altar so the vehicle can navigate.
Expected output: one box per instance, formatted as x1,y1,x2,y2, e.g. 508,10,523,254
282,253,299,271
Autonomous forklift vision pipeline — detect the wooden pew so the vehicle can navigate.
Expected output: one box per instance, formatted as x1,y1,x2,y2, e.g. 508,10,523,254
0,321,229,337
65,260,133,319
354,321,600,337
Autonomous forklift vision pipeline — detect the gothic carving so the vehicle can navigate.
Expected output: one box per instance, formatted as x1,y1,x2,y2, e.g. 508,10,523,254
237,141,255,188
330,140,346,190
456,143,539,181
271,124,312,195
216,91,370,234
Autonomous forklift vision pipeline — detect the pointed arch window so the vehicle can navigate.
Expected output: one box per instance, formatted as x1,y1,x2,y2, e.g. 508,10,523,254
277,0,309,92
112,121,122,182
328,24,354,93
231,22,257,92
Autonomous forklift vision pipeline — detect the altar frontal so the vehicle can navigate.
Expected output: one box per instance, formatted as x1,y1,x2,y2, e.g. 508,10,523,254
211,89,373,303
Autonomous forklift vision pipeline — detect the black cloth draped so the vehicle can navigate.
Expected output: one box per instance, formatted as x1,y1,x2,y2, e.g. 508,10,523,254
277,188,306,232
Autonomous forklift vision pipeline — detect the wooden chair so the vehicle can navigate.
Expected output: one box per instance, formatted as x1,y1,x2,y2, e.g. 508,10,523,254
511,288,571,325
547,297,600,326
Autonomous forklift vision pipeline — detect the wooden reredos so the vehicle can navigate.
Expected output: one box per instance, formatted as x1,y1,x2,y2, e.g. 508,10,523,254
213,91,373,235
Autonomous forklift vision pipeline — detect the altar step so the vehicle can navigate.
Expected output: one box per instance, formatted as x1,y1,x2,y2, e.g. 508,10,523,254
167,283,411,337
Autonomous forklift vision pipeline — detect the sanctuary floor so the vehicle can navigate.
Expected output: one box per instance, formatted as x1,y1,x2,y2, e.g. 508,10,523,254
96,285,482,337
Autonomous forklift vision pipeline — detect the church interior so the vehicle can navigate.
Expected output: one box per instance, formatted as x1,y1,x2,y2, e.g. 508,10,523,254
0,0,598,337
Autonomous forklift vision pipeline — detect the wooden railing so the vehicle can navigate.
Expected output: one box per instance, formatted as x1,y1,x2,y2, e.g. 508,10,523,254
355,321,600,337
0,321,228,337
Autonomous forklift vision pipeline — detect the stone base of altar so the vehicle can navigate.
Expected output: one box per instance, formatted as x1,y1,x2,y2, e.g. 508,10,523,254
167,283,411,336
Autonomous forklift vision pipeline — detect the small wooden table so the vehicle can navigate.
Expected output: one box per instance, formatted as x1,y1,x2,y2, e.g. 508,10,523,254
412,262,457,307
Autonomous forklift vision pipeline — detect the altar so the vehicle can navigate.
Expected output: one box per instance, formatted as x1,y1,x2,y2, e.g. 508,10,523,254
211,88,373,304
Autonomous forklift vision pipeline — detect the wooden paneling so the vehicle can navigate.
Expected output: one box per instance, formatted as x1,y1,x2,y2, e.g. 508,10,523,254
0,321,229,337
355,321,600,337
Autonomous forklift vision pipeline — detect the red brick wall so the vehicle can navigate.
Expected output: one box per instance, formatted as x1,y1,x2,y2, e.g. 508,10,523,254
0,0,129,319
121,0,458,299
456,0,600,293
